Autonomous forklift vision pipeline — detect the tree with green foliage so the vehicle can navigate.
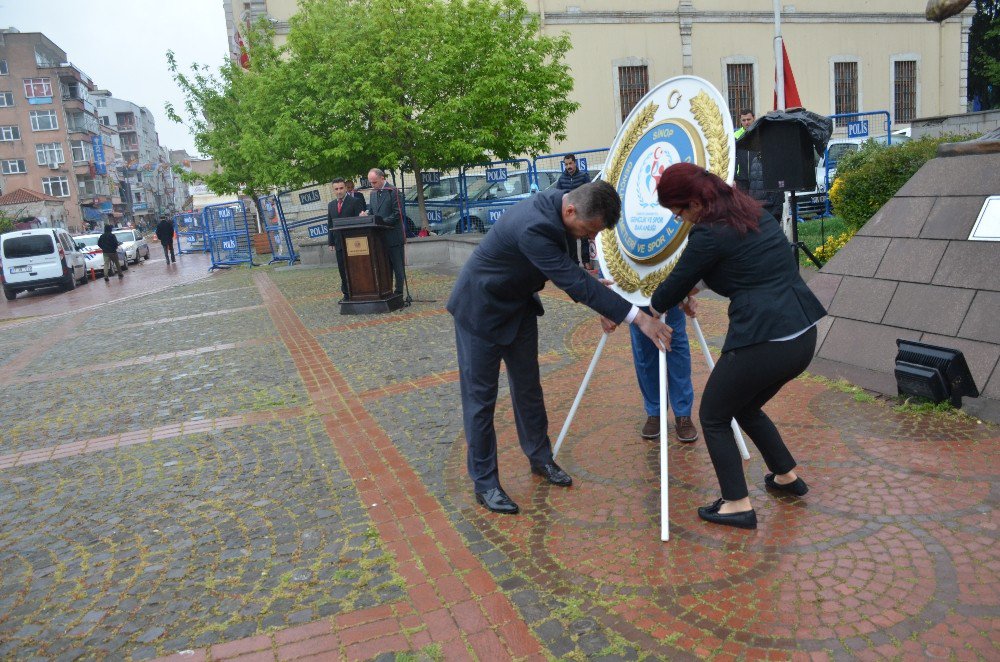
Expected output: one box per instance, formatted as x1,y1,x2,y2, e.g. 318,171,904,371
166,21,296,216
285,0,578,229
169,0,578,231
968,0,1000,109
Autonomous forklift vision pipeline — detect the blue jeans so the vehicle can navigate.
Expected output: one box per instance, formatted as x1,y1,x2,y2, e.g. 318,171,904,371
629,305,693,417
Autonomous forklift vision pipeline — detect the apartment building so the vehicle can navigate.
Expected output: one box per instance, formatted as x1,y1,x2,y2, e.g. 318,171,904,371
228,1,974,151
0,29,114,232
92,91,167,228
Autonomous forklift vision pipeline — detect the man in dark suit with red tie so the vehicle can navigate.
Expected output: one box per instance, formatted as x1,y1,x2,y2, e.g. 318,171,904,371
328,177,364,298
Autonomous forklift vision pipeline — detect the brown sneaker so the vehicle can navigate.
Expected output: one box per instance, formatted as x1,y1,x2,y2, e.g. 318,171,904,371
675,416,699,443
641,415,659,439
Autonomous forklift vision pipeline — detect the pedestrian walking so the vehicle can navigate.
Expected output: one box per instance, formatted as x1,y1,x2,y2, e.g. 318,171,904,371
97,224,124,281
156,217,176,264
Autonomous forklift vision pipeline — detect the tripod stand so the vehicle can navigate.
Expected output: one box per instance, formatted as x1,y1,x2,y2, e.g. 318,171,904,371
788,190,823,269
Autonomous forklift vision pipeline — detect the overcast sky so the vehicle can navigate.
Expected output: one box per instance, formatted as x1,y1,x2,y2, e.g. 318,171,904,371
2,0,230,157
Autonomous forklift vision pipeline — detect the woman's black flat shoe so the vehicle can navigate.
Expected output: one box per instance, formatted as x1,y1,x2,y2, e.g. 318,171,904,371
697,498,758,529
765,473,809,496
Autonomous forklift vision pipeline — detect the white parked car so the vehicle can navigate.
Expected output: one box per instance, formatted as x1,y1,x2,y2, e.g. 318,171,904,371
113,228,150,264
1,228,89,300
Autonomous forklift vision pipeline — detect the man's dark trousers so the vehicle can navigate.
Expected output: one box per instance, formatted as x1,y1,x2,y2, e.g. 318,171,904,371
454,311,552,493
161,240,175,263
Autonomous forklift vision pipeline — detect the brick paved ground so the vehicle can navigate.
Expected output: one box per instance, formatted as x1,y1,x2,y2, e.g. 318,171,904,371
0,264,996,661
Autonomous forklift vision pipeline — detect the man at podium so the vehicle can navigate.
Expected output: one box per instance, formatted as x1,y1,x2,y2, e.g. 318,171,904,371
328,177,365,298
364,168,406,295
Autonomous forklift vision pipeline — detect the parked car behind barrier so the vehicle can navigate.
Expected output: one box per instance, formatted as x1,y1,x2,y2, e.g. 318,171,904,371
438,170,564,234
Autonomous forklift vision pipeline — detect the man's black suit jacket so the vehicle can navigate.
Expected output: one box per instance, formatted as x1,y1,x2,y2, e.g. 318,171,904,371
447,188,632,346
651,211,826,352
366,186,404,248
327,195,365,247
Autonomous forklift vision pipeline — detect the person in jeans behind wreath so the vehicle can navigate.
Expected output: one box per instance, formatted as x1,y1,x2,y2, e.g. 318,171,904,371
649,162,826,529
156,217,176,264
97,224,124,281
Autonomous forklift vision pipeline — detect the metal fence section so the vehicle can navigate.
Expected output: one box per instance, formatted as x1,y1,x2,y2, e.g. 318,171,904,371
458,158,533,234
532,148,610,188
274,182,338,256
203,201,257,271
257,193,296,266
398,170,467,236
174,212,207,255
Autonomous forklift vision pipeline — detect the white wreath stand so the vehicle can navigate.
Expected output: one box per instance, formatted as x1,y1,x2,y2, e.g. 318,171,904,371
552,315,750,542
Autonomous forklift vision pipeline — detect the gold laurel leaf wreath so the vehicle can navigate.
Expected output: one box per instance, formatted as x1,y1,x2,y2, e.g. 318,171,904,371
601,102,657,293
603,92,731,297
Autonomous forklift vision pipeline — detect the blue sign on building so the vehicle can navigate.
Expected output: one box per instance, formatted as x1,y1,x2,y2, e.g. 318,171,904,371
307,223,329,238
847,120,869,139
426,209,442,223
92,135,107,175
133,202,149,211
486,168,508,183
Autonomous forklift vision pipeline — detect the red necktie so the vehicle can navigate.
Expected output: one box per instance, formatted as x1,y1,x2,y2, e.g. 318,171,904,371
337,199,343,214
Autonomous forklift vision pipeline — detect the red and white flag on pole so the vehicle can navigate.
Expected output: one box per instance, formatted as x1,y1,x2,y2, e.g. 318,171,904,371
774,41,802,109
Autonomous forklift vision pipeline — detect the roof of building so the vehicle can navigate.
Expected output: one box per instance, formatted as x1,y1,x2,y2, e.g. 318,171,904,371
0,188,66,206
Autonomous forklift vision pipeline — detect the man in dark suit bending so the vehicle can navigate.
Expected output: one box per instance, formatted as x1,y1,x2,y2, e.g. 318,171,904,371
327,177,365,298
447,180,674,514
364,168,406,296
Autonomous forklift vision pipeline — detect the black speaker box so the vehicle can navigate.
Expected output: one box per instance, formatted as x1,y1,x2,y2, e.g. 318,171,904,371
756,122,816,191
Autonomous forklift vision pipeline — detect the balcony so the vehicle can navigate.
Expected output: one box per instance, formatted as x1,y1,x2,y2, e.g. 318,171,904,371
66,113,100,136
38,62,94,89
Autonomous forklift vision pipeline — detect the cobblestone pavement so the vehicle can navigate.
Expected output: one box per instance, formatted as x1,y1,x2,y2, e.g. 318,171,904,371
0,264,997,661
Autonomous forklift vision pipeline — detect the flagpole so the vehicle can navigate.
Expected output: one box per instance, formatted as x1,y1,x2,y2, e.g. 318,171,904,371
773,0,785,110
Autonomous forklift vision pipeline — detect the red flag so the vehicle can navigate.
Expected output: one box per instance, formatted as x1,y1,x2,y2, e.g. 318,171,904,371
773,42,802,109
233,28,250,69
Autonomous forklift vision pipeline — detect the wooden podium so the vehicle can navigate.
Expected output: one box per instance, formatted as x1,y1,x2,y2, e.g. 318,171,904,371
330,215,405,314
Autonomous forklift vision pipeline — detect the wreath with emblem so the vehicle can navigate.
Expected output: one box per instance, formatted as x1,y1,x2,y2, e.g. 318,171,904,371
602,91,730,297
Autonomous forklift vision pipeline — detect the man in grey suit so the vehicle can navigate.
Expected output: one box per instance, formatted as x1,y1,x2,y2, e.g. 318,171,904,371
364,168,406,295
447,180,674,514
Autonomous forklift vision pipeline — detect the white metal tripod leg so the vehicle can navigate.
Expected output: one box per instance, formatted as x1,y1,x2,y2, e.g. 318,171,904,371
691,317,751,460
553,333,609,459
659,316,669,542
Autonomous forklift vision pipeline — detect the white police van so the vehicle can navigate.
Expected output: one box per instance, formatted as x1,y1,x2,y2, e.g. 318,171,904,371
1,227,89,300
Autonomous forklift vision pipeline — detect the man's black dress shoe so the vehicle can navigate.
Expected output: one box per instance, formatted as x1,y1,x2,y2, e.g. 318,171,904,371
475,487,519,514
697,498,758,529
765,473,809,496
530,462,573,486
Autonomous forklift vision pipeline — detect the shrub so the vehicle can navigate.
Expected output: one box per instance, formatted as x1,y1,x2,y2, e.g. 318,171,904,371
812,229,857,263
0,211,15,235
831,133,978,231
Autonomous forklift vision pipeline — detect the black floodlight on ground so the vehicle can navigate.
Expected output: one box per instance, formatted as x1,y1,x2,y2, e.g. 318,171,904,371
894,339,980,407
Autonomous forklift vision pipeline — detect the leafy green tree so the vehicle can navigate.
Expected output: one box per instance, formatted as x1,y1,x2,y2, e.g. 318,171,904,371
0,211,15,235
167,0,578,231
278,0,578,228
968,0,1000,109
166,21,299,222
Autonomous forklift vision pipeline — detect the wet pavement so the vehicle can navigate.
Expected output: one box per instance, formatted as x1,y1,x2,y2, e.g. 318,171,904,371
0,262,996,661
1,249,217,322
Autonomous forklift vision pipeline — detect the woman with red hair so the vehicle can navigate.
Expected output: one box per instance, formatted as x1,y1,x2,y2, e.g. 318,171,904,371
650,162,826,529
